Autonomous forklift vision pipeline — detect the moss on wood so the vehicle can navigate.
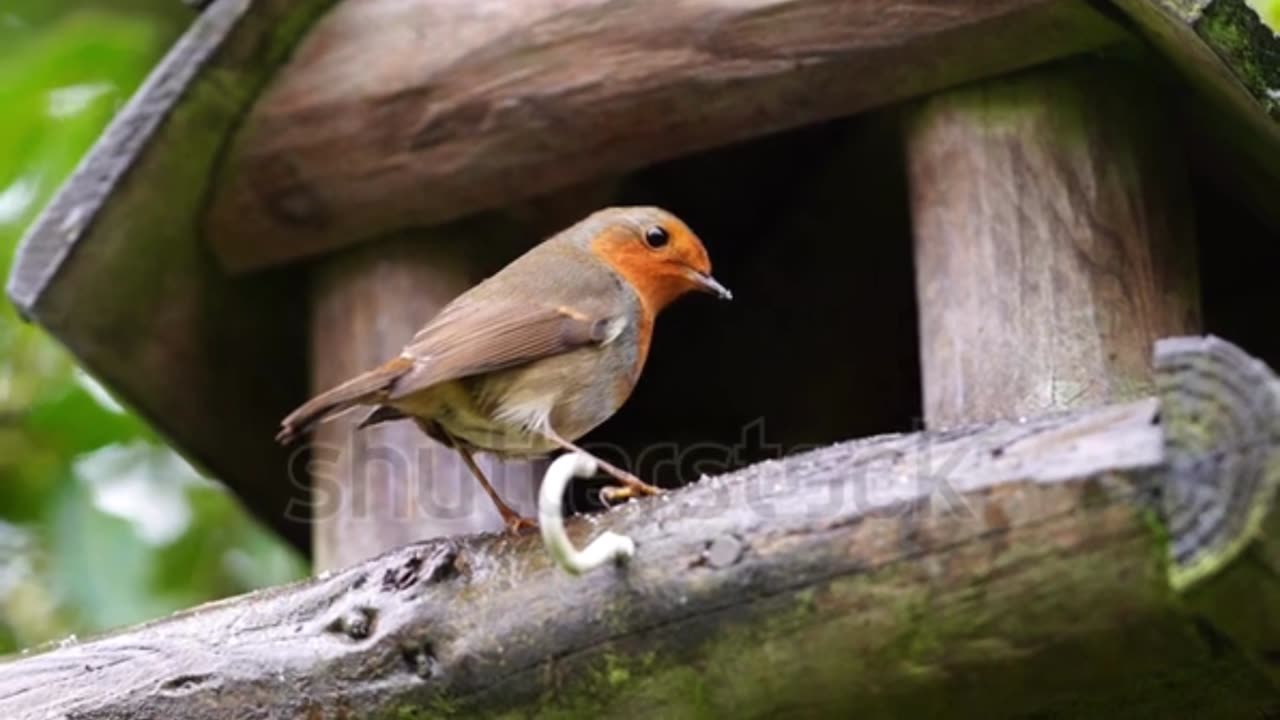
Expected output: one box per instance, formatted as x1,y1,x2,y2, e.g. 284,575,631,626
1112,0,1280,229
1,345,1278,718
1196,0,1280,116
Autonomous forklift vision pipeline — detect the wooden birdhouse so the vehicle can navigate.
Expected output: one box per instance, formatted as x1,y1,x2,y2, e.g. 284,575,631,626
4,0,1280,716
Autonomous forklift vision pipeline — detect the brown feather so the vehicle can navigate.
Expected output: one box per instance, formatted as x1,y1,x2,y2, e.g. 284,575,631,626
274,206,703,454
388,303,607,402
355,405,407,430
275,357,411,444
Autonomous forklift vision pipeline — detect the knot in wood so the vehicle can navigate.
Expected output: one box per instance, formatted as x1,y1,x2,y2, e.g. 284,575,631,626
382,544,460,592
704,535,745,569
400,641,440,680
327,606,377,641
158,673,220,697
256,157,330,227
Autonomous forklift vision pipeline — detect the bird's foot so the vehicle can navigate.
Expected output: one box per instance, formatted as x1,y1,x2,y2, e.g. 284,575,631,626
540,434,661,507
502,512,539,534
598,471,663,506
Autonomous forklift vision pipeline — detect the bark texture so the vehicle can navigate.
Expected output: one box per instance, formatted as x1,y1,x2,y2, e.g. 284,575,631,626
1,337,1277,718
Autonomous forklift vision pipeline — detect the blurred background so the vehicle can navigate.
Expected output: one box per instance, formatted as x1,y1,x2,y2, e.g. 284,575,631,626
0,0,1277,658
0,0,306,655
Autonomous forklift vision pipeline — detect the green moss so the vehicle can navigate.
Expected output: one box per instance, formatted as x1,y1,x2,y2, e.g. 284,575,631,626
602,654,631,687
430,503,1273,718
386,694,460,720
1198,0,1280,116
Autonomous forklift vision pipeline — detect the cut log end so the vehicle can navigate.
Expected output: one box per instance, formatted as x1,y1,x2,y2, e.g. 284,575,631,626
1,338,1278,717
1154,335,1280,589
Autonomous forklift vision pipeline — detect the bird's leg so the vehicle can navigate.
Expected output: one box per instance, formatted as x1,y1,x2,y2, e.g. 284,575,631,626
419,420,536,534
455,445,538,533
541,429,662,504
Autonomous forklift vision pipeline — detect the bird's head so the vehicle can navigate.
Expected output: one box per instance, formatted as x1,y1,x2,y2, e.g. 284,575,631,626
587,206,731,313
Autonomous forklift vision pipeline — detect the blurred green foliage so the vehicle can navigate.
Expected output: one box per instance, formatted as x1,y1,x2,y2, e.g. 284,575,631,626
0,1,306,654
1246,0,1280,29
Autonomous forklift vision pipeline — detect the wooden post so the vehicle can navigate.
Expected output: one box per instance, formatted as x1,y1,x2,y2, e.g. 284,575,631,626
307,224,543,571
906,59,1202,427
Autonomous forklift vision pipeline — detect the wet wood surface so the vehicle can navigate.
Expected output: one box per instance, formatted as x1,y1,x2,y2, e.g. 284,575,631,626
2,338,1277,718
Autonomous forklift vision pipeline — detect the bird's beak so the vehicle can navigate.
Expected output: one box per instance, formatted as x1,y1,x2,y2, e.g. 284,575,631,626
688,269,733,300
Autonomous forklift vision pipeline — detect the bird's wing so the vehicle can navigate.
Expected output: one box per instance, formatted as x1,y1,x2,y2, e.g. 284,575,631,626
387,301,612,401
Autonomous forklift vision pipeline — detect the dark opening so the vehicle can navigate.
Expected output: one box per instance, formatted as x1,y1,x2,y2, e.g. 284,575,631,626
562,114,923,508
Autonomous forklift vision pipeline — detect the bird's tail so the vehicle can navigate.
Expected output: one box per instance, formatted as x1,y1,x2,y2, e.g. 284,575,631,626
275,357,412,444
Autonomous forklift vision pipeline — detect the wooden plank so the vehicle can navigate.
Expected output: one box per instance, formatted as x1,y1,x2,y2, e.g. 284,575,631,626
203,0,1125,271
4,0,340,549
0,336,1277,718
906,58,1202,427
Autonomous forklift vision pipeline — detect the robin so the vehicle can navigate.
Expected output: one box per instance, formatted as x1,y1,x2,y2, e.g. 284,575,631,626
276,206,731,531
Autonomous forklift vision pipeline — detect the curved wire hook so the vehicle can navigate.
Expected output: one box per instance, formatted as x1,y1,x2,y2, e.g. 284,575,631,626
539,452,636,575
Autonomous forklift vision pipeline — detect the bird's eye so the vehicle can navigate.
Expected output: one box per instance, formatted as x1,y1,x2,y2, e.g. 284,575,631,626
644,225,670,249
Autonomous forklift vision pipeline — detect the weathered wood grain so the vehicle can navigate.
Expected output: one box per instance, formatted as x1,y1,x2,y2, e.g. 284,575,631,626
308,220,545,570
906,59,1202,428
1,337,1278,719
4,0,339,548
203,0,1124,270
1155,336,1280,685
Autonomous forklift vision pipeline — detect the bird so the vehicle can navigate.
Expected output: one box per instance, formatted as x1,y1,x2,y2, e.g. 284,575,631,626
276,206,731,532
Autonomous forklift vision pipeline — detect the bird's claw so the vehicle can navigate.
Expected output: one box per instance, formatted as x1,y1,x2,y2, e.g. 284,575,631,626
503,514,539,534
598,479,663,507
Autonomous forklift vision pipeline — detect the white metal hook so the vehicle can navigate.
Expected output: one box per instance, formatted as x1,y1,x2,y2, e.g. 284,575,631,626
539,452,636,575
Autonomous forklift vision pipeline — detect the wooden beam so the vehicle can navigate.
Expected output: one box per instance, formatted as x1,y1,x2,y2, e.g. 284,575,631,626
0,337,1276,718
203,0,1125,271
906,58,1202,427
4,0,339,549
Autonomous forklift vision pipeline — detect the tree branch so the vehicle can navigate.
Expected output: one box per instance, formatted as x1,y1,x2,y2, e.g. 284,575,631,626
1,337,1278,718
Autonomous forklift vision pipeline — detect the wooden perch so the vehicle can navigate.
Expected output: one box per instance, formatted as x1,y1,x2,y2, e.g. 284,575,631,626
2,336,1279,718
203,0,1124,270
